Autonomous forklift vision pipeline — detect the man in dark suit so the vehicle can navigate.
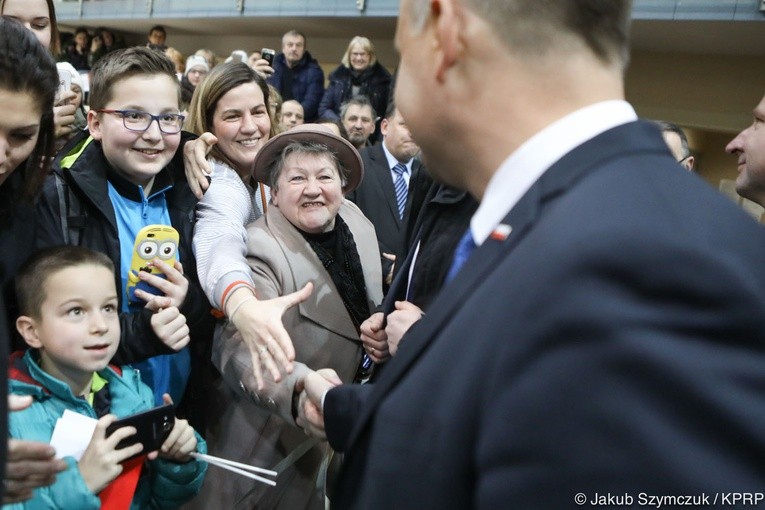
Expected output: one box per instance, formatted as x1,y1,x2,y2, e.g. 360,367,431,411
292,0,765,508
346,101,431,287
726,92,765,207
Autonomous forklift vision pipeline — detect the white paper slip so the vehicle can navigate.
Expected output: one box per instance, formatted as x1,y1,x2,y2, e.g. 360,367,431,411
49,409,97,460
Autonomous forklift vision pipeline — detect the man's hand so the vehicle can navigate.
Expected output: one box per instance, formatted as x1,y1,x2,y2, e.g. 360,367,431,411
228,283,313,391
360,312,389,363
251,59,275,78
385,301,424,357
183,132,217,199
4,396,67,504
294,369,342,440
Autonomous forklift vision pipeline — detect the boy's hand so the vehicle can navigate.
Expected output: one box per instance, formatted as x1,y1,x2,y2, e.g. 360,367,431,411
183,132,217,199
133,259,188,309
147,301,190,351
151,395,197,463
78,415,143,494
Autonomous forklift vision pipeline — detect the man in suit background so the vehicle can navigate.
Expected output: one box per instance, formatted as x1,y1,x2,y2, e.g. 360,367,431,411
340,96,377,150
655,120,695,171
347,101,431,288
726,92,765,207
291,0,765,508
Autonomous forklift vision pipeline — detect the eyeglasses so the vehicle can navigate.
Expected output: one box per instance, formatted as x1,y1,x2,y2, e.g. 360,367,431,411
677,155,692,165
97,109,185,134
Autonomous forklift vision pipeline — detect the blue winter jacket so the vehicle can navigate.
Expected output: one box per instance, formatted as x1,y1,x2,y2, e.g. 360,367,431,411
267,51,325,122
7,350,207,510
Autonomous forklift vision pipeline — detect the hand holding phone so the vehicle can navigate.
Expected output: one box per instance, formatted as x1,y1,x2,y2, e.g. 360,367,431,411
105,404,175,459
261,48,275,67
78,414,152,494
127,225,179,304
57,68,71,104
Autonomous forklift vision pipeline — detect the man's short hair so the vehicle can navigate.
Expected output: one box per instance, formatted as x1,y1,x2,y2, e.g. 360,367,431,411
149,25,166,36
408,0,632,69
16,246,114,319
383,97,398,121
89,46,180,111
654,120,691,160
340,95,375,121
282,29,307,45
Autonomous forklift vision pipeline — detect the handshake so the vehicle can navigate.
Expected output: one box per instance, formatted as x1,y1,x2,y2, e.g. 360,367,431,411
293,369,343,440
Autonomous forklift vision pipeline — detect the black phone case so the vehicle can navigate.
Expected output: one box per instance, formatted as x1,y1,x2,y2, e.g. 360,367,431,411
105,404,175,459
262,48,275,66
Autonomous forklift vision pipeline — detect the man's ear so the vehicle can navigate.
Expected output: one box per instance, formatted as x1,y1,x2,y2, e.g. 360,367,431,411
431,0,464,82
16,316,43,349
380,117,390,138
87,109,103,141
684,156,695,171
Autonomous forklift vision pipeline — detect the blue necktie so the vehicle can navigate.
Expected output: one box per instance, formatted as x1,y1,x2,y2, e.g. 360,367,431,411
392,163,408,220
445,229,477,283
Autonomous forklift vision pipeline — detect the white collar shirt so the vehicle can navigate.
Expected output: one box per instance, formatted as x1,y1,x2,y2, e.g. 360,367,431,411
470,100,638,246
382,141,413,186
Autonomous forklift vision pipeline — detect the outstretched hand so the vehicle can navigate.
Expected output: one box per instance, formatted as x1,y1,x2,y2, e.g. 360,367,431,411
229,282,314,390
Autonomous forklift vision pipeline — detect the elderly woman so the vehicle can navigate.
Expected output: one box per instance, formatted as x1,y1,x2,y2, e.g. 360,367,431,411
318,36,391,123
190,124,382,509
187,63,323,392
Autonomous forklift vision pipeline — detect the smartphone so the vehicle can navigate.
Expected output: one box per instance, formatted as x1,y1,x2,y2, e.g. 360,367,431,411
57,68,71,103
105,404,175,459
126,225,179,303
261,48,275,66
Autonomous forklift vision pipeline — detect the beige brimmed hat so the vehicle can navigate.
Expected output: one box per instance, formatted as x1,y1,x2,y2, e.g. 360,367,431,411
252,124,364,193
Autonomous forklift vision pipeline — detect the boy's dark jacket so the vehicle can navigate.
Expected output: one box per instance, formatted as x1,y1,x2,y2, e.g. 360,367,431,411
35,129,214,366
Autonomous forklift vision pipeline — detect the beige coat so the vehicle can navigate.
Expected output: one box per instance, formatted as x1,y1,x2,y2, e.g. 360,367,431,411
189,200,382,510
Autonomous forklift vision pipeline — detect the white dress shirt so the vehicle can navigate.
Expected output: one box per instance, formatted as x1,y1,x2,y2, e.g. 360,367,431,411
471,100,638,246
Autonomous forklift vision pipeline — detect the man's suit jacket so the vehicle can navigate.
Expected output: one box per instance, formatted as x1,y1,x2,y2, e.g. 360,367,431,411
324,121,765,509
347,142,431,270
189,201,383,510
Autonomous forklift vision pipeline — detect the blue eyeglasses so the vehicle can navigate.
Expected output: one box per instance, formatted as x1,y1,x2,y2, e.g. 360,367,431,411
97,109,185,134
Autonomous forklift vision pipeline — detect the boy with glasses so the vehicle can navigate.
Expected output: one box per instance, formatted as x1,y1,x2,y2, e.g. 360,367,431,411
36,47,214,417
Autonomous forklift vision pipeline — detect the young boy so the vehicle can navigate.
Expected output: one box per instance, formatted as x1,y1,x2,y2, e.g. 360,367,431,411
35,47,215,409
9,246,207,509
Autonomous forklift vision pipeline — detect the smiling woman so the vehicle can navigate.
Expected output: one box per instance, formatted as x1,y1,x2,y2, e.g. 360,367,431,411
318,36,392,124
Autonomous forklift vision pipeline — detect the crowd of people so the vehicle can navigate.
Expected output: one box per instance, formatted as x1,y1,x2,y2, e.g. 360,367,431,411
2,0,765,508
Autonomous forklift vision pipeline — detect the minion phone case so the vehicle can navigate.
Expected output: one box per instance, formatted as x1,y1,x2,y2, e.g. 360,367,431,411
126,225,179,304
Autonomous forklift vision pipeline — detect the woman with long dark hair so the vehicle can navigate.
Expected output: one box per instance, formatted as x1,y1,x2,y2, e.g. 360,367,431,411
0,17,67,504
